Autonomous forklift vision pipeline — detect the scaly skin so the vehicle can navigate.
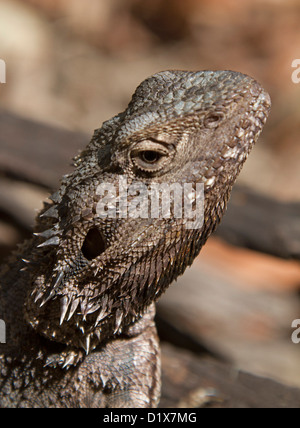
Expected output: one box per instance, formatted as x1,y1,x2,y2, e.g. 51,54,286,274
0,70,270,407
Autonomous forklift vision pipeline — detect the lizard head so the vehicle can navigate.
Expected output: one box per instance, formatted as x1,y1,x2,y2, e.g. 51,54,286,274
25,70,271,354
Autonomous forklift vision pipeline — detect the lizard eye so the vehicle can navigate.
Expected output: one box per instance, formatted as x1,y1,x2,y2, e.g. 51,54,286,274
130,140,174,173
140,150,162,164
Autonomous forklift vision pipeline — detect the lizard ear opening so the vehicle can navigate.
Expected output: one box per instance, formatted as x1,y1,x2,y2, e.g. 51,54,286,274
81,227,106,260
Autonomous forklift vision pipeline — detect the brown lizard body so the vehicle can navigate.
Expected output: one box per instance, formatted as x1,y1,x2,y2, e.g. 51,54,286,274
0,70,270,407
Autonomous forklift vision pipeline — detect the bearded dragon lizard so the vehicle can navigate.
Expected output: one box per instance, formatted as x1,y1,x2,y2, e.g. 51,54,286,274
0,70,270,407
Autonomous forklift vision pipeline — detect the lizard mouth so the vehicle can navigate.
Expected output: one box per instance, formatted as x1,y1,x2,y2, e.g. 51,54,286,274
81,227,106,260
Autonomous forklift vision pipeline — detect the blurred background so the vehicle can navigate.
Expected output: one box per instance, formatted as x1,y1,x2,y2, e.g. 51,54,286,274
0,0,300,396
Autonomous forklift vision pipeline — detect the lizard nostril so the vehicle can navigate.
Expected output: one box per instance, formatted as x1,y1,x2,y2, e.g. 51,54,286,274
81,227,106,260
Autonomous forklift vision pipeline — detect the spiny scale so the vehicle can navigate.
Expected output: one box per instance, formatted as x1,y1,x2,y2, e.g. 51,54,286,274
34,227,60,239
39,271,64,307
67,298,80,321
62,355,75,369
85,335,90,354
94,295,109,326
34,290,44,304
60,296,70,325
37,236,60,248
40,205,59,219
114,309,123,334
49,191,62,204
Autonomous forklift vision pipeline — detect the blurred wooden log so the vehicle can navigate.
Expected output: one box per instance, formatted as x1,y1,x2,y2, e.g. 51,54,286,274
0,109,89,190
217,186,300,260
157,245,300,387
160,343,300,408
